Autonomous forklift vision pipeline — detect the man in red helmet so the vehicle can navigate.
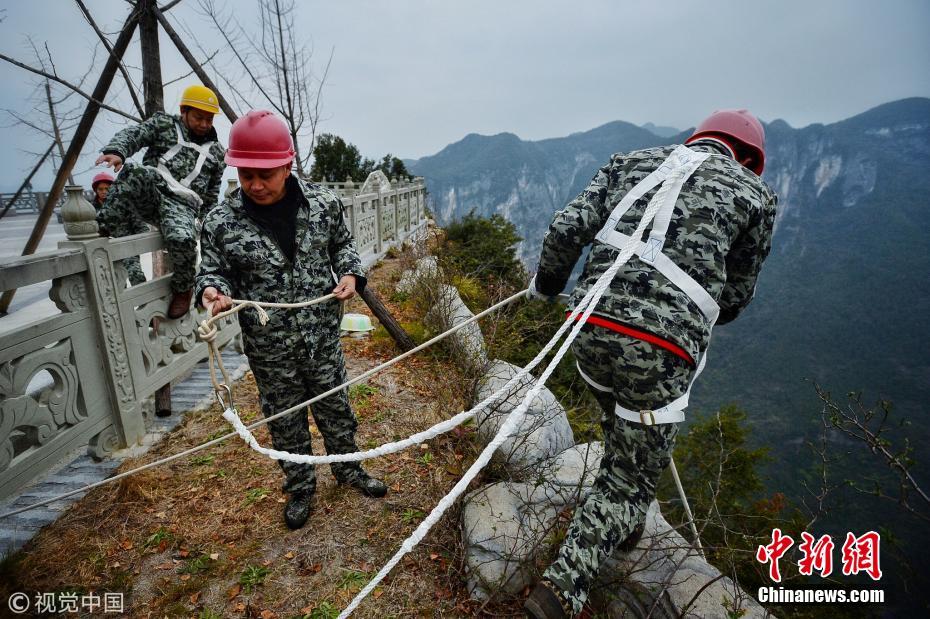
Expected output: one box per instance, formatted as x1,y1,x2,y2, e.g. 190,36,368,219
195,110,387,530
524,110,777,617
91,171,147,286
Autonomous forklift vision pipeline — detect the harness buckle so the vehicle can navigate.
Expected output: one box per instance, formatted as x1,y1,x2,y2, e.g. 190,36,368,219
215,384,233,409
639,409,656,426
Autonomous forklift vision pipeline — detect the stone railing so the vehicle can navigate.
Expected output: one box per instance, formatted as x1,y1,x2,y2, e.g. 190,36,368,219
320,170,428,259
223,170,428,264
0,187,241,500
0,172,428,501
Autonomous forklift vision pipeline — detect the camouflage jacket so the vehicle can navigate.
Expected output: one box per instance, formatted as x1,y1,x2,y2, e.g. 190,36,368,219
102,112,226,214
195,177,364,362
535,142,777,363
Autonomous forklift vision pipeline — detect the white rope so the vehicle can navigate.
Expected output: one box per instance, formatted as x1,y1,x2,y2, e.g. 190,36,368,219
222,292,587,464
339,162,691,617
0,291,524,521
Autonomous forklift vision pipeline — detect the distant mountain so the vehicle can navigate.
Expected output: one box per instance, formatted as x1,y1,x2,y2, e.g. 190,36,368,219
410,121,665,263
408,99,930,441
409,99,930,577
640,121,680,137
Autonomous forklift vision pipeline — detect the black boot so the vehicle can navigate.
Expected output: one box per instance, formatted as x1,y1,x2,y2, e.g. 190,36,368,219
339,469,387,498
283,489,315,530
524,580,571,619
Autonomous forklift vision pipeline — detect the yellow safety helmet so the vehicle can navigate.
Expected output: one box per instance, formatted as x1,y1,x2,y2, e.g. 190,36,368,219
180,84,220,114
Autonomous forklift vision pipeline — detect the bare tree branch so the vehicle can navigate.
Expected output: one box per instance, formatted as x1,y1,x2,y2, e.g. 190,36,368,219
73,0,145,118
0,51,140,121
163,49,219,85
153,3,238,121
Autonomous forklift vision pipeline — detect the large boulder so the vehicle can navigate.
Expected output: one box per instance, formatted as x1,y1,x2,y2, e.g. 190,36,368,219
426,284,488,372
473,360,574,473
395,255,439,294
461,443,604,599
592,501,772,618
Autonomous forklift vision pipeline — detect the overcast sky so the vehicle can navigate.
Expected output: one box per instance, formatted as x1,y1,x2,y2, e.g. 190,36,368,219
1,0,928,191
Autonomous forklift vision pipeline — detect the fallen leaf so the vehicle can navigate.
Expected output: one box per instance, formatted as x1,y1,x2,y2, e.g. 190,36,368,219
373,589,383,599
119,539,133,551
260,611,275,619
190,591,201,605
155,511,166,518
310,563,322,573
209,553,219,561
300,606,313,615
284,552,294,559
180,574,191,581
178,548,190,558
429,553,439,561
226,583,241,599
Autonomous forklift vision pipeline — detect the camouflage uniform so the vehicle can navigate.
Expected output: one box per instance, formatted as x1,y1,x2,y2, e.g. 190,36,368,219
195,177,369,494
93,194,148,286
97,112,226,293
534,141,777,614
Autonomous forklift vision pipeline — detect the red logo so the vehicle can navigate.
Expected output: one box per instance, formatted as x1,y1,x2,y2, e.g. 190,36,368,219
756,528,794,582
756,530,883,582
841,531,882,581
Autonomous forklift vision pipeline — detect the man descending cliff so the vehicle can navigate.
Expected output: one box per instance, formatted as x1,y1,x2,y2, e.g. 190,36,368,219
91,171,147,286
523,110,778,618
196,110,387,530
96,84,226,318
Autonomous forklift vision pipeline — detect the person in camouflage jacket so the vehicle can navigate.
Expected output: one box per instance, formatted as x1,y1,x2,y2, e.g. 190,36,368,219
197,110,387,531
91,171,147,286
524,110,777,618
95,84,226,318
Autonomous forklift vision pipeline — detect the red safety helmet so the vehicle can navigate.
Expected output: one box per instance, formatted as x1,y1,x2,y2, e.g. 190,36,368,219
686,109,766,175
225,110,295,168
92,171,115,189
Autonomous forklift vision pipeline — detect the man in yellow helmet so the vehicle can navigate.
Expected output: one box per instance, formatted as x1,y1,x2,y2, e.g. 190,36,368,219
95,84,227,318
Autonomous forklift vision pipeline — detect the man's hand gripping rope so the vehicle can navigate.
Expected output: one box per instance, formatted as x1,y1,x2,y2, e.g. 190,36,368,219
196,290,337,409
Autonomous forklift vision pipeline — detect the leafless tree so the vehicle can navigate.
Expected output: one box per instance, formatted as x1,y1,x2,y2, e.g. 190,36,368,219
196,0,333,176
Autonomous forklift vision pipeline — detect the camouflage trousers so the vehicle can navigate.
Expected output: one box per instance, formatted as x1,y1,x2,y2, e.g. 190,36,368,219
96,163,198,293
542,328,692,615
248,333,366,495
96,203,148,286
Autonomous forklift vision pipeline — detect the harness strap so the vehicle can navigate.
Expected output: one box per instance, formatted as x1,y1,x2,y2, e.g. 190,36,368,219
580,145,720,425
575,362,687,425
149,120,217,207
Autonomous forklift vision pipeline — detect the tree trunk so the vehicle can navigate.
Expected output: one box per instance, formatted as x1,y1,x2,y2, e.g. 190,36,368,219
359,285,415,352
0,10,139,314
139,0,172,418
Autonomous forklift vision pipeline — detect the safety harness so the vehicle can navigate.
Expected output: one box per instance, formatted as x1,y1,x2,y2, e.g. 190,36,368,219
578,145,719,426
148,119,217,208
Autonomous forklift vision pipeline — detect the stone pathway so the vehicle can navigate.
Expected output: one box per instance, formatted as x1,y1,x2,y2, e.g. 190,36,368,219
0,347,249,559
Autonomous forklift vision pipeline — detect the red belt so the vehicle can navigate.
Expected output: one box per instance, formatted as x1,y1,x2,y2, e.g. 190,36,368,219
566,311,695,366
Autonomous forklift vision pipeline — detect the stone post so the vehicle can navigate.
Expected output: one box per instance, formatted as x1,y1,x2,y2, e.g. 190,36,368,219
374,177,384,254
59,185,146,451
